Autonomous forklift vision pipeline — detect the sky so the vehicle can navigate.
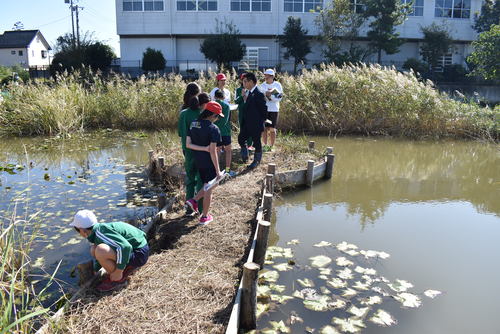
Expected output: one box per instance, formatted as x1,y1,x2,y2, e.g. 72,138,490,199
0,0,120,56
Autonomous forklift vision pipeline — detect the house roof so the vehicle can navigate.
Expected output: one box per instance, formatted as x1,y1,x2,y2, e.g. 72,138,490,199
0,30,52,50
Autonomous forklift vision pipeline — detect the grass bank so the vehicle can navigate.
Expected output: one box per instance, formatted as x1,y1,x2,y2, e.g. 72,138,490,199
0,64,497,140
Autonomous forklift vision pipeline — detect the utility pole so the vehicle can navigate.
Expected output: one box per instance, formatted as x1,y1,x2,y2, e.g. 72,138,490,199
65,0,76,48
75,4,83,47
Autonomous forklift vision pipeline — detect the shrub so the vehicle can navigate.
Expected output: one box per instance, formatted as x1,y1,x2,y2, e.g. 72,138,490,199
142,48,166,72
402,58,427,76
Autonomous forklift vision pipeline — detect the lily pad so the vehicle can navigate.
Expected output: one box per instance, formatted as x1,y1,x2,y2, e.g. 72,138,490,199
336,241,358,252
354,266,377,276
320,326,341,334
395,292,422,308
337,268,354,280
319,268,332,275
424,289,442,298
388,279,414,293
327,278,347,289
342,288,358,298
310,255,332,268
314,241,332,247
269,320,290,333
270,284,286,293
336,257,354,267
359,295,383,305
320,286,331,294
347,305,370,318
257,303,270,319
297,278,315,288
370,309,397,327
260,270,280,283
287,239,300,245
273,262,293,272
303,295,331,312
270,294,294,304
352,281,371,291
332,317,366,333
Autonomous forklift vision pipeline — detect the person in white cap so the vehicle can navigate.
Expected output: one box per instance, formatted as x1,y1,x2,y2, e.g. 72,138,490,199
259,69,283,152
71,210,150,292
209,73,231,103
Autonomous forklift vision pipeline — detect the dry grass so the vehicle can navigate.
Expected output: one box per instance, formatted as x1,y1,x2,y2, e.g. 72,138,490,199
55,141,318,334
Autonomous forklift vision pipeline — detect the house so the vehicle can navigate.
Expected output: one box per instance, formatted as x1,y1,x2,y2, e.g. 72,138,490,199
115,0,483,73
0,30,52,69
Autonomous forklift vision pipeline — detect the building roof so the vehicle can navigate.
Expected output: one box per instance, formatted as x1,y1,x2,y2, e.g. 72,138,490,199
0,30,51,50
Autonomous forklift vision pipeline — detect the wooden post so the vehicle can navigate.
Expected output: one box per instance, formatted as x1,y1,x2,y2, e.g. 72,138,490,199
265,174,274,194
263,193,273,222
253,220,271,268
267,163,276,175
308,141,315,150
157,193,167,209
325,154,335,179
148,150,154,162
326,147,333,155
158,157,165,169
240,262,260,330
306,160,315,187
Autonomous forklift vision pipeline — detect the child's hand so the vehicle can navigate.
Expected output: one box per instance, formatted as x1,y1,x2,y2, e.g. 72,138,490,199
205,146,210,152
216,172,224,181
110,269,123,282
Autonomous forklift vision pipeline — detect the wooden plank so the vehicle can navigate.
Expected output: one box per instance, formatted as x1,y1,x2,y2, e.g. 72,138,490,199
275,169,306,188
312,161,327,181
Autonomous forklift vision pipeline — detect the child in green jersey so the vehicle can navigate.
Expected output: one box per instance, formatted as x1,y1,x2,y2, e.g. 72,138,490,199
214,89,236,177
71,210,149,292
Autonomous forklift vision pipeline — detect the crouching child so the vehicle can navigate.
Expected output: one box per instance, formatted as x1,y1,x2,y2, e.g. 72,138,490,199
71,209,150,292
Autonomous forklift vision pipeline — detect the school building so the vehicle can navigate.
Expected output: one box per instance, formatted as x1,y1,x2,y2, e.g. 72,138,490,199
115,0,483,73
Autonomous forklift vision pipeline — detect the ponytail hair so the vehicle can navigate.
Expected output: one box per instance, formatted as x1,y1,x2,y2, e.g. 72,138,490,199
188,96,200,110
182,82,201,109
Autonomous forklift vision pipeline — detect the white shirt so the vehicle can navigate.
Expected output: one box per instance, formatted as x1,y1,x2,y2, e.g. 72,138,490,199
259,81,283,112
209,87,231,104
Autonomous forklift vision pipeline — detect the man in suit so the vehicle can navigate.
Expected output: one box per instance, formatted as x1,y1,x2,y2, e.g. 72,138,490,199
238,72,268,169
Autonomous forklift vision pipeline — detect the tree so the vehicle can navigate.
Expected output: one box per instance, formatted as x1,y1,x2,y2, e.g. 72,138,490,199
50,32,116,74
142,48,166,72
363,0,411,63
420,23,453,74
474,0,500,33
279,17,311,73
200,19,246,71
467,24,500,80
315,0,367,64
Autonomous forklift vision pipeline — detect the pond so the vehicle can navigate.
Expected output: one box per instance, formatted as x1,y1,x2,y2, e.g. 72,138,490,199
257,137,499,334
0,131,167,301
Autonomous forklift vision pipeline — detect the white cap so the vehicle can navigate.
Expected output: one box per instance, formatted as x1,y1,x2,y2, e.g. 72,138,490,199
71,210,98,229
264,69,275,76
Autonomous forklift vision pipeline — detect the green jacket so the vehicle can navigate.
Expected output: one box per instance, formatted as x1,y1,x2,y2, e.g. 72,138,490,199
87,222,147,270
178,107,201,151
214,100,231,137
235,86,247,124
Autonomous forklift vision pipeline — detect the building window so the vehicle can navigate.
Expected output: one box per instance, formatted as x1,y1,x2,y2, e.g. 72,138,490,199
402,0,423,16
350,0,364,13
177,0,217,10
32,50,35,57
41,50,48,59
434,53,453,72
435,0,471,19
231,0,250,11
18,50,23,56
284,0,322,12
123,0,164,11
231,0,269,11
11,50,16,55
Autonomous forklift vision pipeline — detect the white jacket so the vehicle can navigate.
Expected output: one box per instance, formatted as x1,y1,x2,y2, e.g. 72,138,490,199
209,87,231,104
259,81,283,112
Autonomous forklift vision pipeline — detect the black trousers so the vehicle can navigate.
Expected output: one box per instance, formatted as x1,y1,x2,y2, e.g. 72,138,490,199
238,126,262,153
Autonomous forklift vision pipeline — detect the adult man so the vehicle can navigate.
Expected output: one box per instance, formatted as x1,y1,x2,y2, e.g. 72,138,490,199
259,69,283,152
238,72,268,169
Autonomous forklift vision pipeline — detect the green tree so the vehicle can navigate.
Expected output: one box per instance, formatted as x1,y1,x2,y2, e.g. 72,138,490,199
363,0,411,63
474,0,500,33
279,17,311,73
467,24,500,80
50,32,116,74
142,48,166,72
420,23,453,74
200,19,246,71
315,0,367,64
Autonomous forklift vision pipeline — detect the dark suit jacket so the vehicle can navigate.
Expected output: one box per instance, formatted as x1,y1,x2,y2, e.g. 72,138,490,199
242,86,268,134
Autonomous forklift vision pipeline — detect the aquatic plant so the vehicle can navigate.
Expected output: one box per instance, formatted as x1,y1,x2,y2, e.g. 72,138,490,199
0,65,497,140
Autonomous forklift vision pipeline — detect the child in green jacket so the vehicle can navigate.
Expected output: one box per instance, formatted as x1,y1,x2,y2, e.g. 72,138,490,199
214,89,236,177
71,210,149,292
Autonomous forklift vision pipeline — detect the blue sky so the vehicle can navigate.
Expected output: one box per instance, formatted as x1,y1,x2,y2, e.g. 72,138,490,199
0,0,120,56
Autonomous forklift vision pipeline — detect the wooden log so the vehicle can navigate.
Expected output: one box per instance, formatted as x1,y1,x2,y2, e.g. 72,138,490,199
326,154,335,179
158,156,165,169
265,174,274,194
239,262,260,330
157,193,167,209
263,193,273,222
308,141,315,150
148,150,154,162
253,220,271,268
326,147,333,155
306,160,315,187
267,163,276,175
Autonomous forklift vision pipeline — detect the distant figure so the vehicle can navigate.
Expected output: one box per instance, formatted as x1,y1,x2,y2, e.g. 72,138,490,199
259,69,283,152
234,73,253,148
71,210,149,292
181,82,201,111
185,101,225,225
178,93,210,214
238,72,267,169
214,89,236,177
209,73,231,103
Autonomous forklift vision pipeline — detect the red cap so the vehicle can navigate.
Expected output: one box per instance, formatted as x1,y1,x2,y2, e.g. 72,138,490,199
216,73,227,81
239,73,246,80
205,101,224,117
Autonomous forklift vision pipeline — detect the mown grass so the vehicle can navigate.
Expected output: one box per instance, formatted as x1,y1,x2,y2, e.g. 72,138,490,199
0,64,497,140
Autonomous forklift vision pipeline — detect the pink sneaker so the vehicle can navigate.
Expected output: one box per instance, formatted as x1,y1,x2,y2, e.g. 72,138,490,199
185,199,198,213
199,214,213,226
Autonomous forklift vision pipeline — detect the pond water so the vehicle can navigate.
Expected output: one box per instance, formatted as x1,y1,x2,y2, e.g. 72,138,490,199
0,131,167,300
257,137,499,334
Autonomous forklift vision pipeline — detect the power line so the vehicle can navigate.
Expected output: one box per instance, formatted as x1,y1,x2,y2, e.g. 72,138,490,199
35,15,72,29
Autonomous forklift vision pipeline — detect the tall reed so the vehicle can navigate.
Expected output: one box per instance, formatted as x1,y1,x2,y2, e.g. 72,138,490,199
0,65,497,140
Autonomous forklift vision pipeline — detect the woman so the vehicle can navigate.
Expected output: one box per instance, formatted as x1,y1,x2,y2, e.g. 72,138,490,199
209,73,231,103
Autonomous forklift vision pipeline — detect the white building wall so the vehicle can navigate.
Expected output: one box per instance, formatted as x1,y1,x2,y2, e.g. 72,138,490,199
26,35,51,67
0,48,28,67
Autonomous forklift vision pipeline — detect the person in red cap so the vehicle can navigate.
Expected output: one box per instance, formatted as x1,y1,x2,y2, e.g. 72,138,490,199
209,73,231,103
185,101,225,225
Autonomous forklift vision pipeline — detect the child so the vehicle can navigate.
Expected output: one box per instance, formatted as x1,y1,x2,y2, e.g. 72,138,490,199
178,92,210,214
185,101,225,225
214,89,236,177
209,73,231,103
259,69,283,152
180,82,201,111
70,210,149,292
